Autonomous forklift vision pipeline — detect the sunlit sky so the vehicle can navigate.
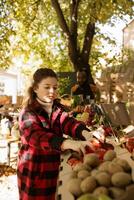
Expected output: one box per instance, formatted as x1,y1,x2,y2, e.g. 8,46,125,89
99,17,132,55
104,22,126,42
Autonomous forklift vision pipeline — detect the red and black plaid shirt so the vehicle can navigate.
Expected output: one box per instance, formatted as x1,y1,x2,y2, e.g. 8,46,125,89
17,100,87,200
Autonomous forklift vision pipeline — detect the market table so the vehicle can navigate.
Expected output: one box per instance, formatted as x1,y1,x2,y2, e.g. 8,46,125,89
0,136,21,166
56,145,134,200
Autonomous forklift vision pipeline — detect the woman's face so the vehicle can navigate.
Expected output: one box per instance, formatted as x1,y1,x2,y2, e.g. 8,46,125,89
34,77,58,103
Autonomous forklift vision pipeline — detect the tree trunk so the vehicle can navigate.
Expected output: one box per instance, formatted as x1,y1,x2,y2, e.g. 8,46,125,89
51,0,95,83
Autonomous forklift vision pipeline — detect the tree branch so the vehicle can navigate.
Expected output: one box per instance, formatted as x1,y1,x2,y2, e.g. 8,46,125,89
51,0,70,37
51,0,79,68
81,22,95,64
70,0,80,36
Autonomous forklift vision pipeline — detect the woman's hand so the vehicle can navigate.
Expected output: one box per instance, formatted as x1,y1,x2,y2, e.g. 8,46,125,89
82,128,105,142
82,130,93,140
61,139,95,156
92,127,105,143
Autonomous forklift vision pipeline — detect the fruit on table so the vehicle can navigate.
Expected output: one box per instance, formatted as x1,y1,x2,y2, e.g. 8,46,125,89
67,149,134,200
115,158,131,172
111,172,132,187
67,178,82,197
77,169,91,179
103,150,116,161
109,187,126,199
84,153,100,167
91,169,100,177
98,161,111,173
95,172,111,187
73,162,91,172
80,112,89,122
108,162,123,174
76,113,82,120
98,194,112,200
77,193,98,200
80,176,97,193
93,186,109,196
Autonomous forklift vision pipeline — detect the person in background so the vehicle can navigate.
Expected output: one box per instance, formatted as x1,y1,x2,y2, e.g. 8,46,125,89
1,113,13,136
17,67,95,200
71,69,100,104
11,116,20,139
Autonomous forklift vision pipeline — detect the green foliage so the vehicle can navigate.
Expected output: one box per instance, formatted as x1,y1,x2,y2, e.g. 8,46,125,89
0,0,15,68
0,0,134,74
58,76,72,96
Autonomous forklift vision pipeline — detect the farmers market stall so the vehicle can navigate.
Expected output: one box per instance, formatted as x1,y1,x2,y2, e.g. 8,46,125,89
56,101,134,200
56,144,134,200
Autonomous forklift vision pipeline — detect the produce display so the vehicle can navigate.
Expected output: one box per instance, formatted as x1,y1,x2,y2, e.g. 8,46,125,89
74,105,134,156
66,150,134,200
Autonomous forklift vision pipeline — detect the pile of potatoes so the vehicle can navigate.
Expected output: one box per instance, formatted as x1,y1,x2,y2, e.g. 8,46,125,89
67,150,134,200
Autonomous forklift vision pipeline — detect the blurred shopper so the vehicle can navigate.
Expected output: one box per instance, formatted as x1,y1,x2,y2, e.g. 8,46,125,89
71,69,100,104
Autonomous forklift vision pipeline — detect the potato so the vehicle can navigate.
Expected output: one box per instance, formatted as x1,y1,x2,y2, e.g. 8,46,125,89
77,170,90,179
77,193,98,200
111,172,132,187
91,169,100,177
98,194,112,200
103,150,116,161
80,176,97,193
93,186,109,196
98,161,111,172
95,172,111,187
73,163,89,172
67,178,82,197
109,187,126,198
84,163,92,172
116,158,131,172
84,153,100,167
108,162,124,174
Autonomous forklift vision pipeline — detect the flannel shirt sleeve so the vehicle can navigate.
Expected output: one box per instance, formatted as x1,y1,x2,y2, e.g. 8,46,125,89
19,111,65,151
59,111,88,140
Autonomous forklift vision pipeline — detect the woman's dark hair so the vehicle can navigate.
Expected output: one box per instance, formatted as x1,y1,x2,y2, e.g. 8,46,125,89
33,68,57,82
23,68,58,107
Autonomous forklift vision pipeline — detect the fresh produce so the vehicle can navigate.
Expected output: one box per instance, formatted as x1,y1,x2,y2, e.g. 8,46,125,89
67,178,82,197
67,150,134,199
93,186,109,196
98,194,112,200
108,162,123,174
80,176,97,193
77,193,98,200
98,161,111,173
77,170,91,179
111,172,132,187
115,158,131,172
73,162,92,172
103,150,116,161
95,172,111,187
109,187,126,199
84,153,100,167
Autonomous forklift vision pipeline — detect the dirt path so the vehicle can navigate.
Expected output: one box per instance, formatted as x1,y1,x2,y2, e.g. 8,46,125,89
0,140,19,200
0,174,19,200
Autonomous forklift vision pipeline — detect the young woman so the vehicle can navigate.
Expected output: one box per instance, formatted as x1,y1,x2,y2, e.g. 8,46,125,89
17,68,94,200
